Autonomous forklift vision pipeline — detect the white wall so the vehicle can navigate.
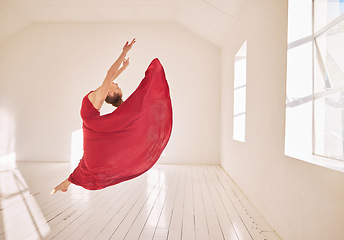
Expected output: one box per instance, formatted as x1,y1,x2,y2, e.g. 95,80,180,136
0,22,221,164
221,0,344,239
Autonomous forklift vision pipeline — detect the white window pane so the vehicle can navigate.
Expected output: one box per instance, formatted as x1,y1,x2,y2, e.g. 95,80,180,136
233,41,247,143
233,87,246,115
287,0,344,165
315,0,344,32
314,33,329,93
315,18,344,93
234,41,247,88
233,114,245,142
285,102,313,157
326,22,344,88
314,94,344,160
314,17,344,161
234,59,246,88
286,42,313,99
288,0,312,43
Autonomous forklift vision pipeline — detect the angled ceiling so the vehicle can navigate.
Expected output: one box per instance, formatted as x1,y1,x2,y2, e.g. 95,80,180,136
0,0,245,47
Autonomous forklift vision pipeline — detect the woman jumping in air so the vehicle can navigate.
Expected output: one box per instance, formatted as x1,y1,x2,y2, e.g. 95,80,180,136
51,39,172,194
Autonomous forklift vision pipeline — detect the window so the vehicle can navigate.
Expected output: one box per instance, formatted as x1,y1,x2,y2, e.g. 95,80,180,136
286,0,344,170
233,41,247,142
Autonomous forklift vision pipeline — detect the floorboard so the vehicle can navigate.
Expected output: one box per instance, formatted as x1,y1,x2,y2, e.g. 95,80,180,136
0,162,280,240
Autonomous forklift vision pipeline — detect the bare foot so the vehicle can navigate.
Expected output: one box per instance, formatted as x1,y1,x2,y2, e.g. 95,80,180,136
50,179,71,194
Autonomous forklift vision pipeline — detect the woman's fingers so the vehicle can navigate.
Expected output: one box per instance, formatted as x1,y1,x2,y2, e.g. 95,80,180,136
50,188,57,194
129,39,136,47
123,58,130,65
123,41,129,49
123,38,135,52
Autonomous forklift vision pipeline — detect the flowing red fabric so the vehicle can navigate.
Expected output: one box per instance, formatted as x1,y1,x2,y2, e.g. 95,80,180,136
68,58,172,190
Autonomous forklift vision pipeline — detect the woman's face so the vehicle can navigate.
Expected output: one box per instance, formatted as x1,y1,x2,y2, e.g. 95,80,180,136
108,82,123,97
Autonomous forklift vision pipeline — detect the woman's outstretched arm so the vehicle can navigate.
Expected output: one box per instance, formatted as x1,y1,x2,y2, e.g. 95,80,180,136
92,39,136,109
112,57,130,81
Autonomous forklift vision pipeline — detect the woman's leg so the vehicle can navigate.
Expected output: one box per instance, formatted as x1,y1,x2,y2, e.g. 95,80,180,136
50,178,72,194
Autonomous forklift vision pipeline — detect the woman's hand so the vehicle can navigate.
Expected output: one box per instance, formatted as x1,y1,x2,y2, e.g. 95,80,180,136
123,38,136,53
123,58,130,69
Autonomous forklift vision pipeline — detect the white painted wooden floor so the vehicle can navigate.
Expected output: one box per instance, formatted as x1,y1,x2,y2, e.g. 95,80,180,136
0,161,280,240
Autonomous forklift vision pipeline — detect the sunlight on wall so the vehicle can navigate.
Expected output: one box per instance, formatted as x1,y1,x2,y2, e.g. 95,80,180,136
71,129,83,169
0,107,15,157
0,153,51,239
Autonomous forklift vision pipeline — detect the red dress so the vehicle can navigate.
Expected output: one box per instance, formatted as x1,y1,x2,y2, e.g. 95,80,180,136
68,58,172,190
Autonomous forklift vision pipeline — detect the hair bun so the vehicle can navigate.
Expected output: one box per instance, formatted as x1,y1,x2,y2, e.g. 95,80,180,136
113,98,123,107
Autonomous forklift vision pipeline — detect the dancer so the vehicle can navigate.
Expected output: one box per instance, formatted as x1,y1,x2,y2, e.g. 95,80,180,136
51,39,172,194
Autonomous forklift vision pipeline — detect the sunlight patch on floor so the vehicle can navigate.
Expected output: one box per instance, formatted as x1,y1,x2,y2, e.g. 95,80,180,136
0,153,51,239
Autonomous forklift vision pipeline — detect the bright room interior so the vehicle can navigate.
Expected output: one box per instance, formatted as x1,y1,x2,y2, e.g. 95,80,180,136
1,0,344,240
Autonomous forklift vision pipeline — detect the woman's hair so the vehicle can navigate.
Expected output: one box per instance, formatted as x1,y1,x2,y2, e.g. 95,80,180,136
105,93,123,107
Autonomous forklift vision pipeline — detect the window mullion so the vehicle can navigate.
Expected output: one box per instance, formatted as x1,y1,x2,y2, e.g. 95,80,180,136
312,0,315,157
314,11,344,37
314,39,333,89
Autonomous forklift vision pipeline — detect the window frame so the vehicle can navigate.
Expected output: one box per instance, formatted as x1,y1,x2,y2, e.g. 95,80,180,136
286,0,344,171
233,40,247,143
